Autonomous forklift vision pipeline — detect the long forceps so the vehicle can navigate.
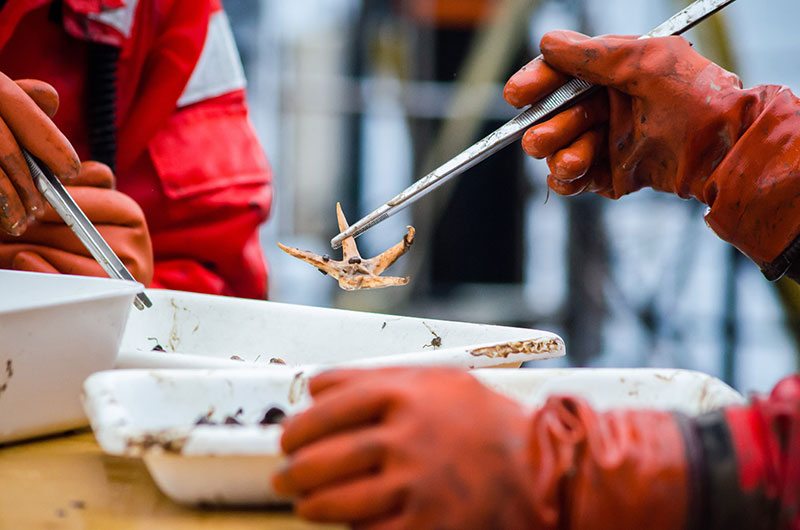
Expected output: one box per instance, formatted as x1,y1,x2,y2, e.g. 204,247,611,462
331,0,739,250
21,149,152,310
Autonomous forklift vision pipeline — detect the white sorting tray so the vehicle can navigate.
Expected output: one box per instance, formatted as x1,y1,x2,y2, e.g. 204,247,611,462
82,367,745,507
0,270,141,444
116,289,565,370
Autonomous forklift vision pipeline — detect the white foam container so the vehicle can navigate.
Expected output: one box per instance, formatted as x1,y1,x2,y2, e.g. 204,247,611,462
82,367,745,506
0,270,141,444
116,289,565,370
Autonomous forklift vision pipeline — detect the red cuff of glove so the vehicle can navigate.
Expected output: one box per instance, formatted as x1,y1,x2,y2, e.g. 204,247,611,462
703,87,800,278
529,396,690,529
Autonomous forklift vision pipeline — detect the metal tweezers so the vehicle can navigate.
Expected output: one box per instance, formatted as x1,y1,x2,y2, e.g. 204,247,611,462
21,149,152,310
331,0,739,249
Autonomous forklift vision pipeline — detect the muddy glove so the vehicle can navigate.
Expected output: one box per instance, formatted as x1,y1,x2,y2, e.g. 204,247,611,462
0,75,80,236
272,367,690,530
0,161,154,286
505,31,800,280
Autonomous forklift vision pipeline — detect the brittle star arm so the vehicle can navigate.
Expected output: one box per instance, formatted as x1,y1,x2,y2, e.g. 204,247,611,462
276,243,342,278
363,226,415,275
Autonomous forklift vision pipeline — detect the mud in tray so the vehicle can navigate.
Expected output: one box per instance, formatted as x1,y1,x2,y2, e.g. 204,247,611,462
82,367,744,507
115,289,565,370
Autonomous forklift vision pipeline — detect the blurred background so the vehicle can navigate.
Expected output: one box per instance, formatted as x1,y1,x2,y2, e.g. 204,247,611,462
221,0,800,394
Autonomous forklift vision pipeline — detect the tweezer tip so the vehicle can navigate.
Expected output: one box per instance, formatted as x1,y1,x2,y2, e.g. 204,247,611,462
134,292,153,310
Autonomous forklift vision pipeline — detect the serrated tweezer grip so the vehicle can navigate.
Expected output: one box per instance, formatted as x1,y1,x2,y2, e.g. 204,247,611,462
21,149,152,310
331,0,738,249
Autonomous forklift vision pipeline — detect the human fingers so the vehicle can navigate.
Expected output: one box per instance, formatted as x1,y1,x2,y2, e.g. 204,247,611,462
15,79,59,118
546,128,605,182
294,474,405,523
35,187,142,226
72,161,115,189
547,163,612,197
281,384,393,454
521,90,609,158
504,55,570,108
274,427,385,495
539,31,642,88
11,250,59,274
0,72,79,181
0,244,105,276
0,117,45,220
0,164,26,235
308,368,412,397
353,515,412,530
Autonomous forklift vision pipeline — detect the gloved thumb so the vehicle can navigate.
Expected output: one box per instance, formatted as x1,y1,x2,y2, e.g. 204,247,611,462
71,160,115,189
539,30,640,89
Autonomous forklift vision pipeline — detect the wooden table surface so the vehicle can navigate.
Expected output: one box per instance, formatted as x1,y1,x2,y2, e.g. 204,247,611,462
0,430,343,530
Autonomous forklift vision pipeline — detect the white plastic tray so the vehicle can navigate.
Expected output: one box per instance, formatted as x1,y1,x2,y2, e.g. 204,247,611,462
82,367,745,506
0,270,141,444
116,289,565,370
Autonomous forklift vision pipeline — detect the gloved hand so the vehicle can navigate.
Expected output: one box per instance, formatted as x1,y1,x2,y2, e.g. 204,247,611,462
272,367,689,530
504,31,800,280
0,161,154,286
0,74,80,235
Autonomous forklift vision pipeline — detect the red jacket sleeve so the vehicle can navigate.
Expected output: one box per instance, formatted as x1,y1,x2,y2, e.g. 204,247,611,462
112,0,272,299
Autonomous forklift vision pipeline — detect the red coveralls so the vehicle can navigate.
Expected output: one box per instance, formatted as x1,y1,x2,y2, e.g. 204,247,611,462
0,0,272,299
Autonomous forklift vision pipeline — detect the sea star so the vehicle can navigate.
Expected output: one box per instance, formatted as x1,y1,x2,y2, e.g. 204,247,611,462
278,203,415,291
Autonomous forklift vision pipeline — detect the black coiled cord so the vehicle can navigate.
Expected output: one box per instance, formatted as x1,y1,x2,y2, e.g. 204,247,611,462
87,42,119,173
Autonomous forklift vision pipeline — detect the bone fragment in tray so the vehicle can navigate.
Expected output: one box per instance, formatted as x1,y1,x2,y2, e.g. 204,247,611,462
278,203,415,290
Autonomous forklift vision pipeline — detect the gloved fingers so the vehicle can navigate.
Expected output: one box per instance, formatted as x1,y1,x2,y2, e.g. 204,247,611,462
73,160,115,189
521,90,609,158
353,515,410,530
0,116,45,220
0,165,26,235
308,368,414,397
35,247,105,277
11,250,59,274
547,173,592,196
307,369,365,396
35,187,144,226
0,72,79,181
294,474,405,523
0,244,105,277
15,79,59,118
539,30,644,89
274,427,386,495
2,223,133,256
504,55,570,108
281,384,393,453
547,127,605,182
547,164,612,197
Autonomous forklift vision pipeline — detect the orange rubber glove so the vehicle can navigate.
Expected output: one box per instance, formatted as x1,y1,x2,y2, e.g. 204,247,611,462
505,31,800,280
0,161,154,286
0,74,80,236
272,367,689,530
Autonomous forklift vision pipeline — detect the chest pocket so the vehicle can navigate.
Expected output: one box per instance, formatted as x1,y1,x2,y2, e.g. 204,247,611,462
148,92,271,200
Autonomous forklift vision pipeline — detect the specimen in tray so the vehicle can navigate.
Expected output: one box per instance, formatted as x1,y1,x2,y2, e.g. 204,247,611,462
194,406,287,426
278,203,415,290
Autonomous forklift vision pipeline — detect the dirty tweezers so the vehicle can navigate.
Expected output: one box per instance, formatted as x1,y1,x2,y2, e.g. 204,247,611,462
21,149,152,310
331,0,739,249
